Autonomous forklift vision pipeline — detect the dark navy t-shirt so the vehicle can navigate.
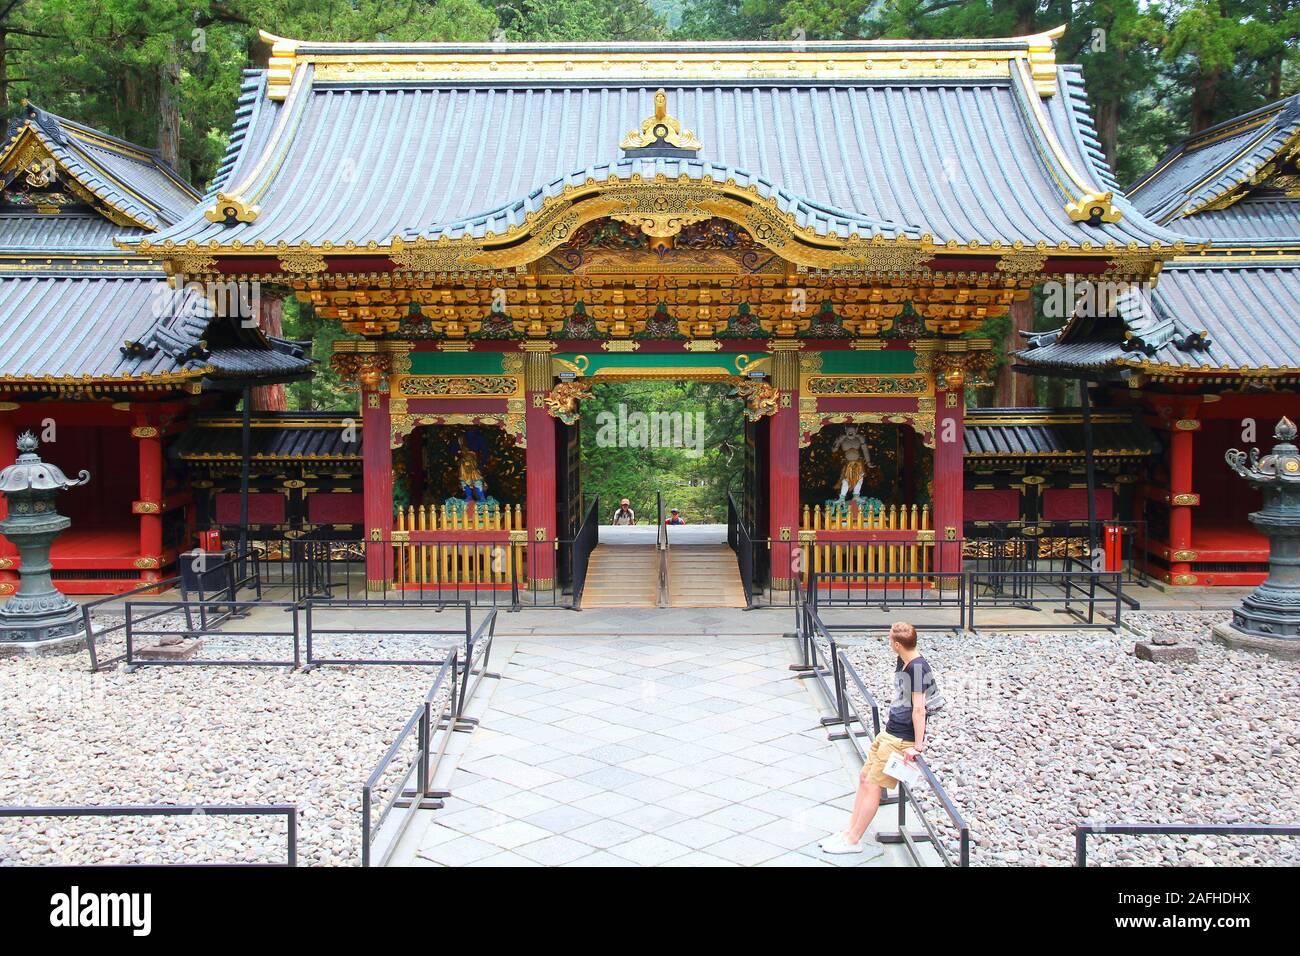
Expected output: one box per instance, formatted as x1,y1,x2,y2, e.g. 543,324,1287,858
884,655,933,741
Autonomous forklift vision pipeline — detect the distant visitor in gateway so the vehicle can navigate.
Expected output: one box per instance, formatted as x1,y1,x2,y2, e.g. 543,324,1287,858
821,621,944,856
832,425,872,501
611,499,636,525
665,508,685,525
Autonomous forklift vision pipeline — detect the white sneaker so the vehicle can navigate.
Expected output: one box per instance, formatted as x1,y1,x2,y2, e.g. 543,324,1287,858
819,833,864,855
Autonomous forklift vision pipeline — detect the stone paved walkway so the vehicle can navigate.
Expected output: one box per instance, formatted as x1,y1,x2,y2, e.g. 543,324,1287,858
394,630,909,867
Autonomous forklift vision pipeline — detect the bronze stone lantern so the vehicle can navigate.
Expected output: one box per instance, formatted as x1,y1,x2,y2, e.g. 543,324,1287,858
0,432,91,646
1217,417,1300,654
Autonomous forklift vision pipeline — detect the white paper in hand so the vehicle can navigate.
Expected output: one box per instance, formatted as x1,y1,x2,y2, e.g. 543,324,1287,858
883,751,924,790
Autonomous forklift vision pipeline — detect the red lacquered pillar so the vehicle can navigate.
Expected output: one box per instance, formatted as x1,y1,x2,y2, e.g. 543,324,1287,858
134,415,164,583
362,388,393,591
932,378,965,575
523,344,556,590
768,345,801,591
1167,412,1199,585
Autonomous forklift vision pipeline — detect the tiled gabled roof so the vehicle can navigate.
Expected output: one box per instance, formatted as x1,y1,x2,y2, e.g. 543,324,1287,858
172,413,362,461
964,407,1154,458
0,102,201,232
1013,257,1300,378
1128,94,1300,226
0,270,312,385
129,30,1188,257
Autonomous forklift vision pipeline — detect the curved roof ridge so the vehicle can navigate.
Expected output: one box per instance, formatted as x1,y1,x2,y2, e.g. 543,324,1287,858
1,101,200,231
1127,94,1300,224
402,156,923,243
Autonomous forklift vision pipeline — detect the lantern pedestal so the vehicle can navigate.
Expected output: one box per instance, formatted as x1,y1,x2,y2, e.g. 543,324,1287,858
0,433,91,652
1217,417,1300,657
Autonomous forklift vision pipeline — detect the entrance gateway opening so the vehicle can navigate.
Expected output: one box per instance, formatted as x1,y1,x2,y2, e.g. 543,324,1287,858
575,377,746,609
383,338,940,609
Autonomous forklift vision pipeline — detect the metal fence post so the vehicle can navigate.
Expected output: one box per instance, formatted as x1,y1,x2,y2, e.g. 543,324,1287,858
287,808,298,867
1074,827,1088,867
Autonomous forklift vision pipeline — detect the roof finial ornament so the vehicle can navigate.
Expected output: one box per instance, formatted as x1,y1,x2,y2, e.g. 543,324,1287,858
621,89,702,158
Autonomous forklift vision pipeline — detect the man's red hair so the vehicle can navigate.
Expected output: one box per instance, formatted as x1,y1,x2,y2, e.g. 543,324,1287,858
890,621,917,650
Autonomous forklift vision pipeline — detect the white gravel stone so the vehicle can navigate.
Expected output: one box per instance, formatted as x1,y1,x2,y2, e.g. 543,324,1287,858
829,610,1300,866
0,629,462,867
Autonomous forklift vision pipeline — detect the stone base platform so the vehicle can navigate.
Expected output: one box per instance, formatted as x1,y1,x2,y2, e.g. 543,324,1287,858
0,630,87,657
1212,621,1300,658
133,638,204,661
1134,641,1198,663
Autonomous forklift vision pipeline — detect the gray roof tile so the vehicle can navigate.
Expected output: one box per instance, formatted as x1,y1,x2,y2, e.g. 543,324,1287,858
139,63,1184,252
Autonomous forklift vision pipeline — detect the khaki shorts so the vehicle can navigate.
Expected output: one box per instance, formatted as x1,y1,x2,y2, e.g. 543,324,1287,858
862,731,915,788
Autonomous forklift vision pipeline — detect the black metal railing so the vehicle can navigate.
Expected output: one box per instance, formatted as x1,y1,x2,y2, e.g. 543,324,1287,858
569,497,600,608
224,536,577,610
879,756,972,868
0,805,297,866
808,570,967,635
82,574,182,672
361,651,460,867
794,606,970,867
967,568,1124,632
728,492,755,608
1073,823,1300,867
303,599,473,668
965,519,1149,588
124,598,303,668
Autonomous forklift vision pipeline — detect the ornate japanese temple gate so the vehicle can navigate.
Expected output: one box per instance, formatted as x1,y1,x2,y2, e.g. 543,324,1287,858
123,29,1196,597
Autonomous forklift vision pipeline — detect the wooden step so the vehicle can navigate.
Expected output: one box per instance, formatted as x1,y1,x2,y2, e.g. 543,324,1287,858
666,545,747,608
580,545,660,608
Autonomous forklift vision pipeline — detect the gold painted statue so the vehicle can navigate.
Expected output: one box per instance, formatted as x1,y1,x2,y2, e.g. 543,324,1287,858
832,425,872,500
457,435,487,502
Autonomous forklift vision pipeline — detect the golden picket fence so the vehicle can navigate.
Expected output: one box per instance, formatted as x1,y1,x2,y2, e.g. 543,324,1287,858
393,503,527,587
799,502,934,584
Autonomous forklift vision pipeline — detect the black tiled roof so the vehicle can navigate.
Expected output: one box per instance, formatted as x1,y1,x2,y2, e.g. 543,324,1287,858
964,407,1154,459
172,413,362,461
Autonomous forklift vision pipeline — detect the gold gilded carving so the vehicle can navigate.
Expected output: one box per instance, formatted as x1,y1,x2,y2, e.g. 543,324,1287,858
620,89,703,152
278,250,327,274
607,183,719,239
805,376,929,396
130,426,160,439
801,410,936,449
543,379,594,425
167,252,218,276
729,380,779,421
832,235,935,275
204,192,259,223
331,351,393,391
390,413,525,448
397,376,518,397
995,250,1047,274
1065,190,1121,224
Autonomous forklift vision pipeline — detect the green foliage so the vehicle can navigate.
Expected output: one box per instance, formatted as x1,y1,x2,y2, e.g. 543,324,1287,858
579,381,743,523
280,296,358,411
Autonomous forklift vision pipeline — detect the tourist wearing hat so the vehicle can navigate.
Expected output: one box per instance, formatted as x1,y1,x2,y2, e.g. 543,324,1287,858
611,499,636,525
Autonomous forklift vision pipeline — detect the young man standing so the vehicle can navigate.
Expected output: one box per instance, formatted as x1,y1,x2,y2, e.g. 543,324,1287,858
821,621,933,855
611,498,636,525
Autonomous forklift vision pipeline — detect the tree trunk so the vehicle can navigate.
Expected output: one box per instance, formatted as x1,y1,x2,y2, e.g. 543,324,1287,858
250,296,288,412
996,297,1037,407
157,37,181,168
1190,67,1221,133
0,29,8,110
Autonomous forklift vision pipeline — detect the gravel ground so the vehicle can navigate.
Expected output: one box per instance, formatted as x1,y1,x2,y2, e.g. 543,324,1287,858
830,610,1300,866
0,626,463,867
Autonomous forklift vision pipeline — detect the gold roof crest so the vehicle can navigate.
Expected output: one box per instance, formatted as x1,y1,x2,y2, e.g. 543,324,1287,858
620,90,702,154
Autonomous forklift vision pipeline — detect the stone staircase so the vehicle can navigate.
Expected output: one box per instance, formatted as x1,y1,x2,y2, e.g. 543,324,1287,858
666,545,748,608
579,543,746,609
578,546,660,608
